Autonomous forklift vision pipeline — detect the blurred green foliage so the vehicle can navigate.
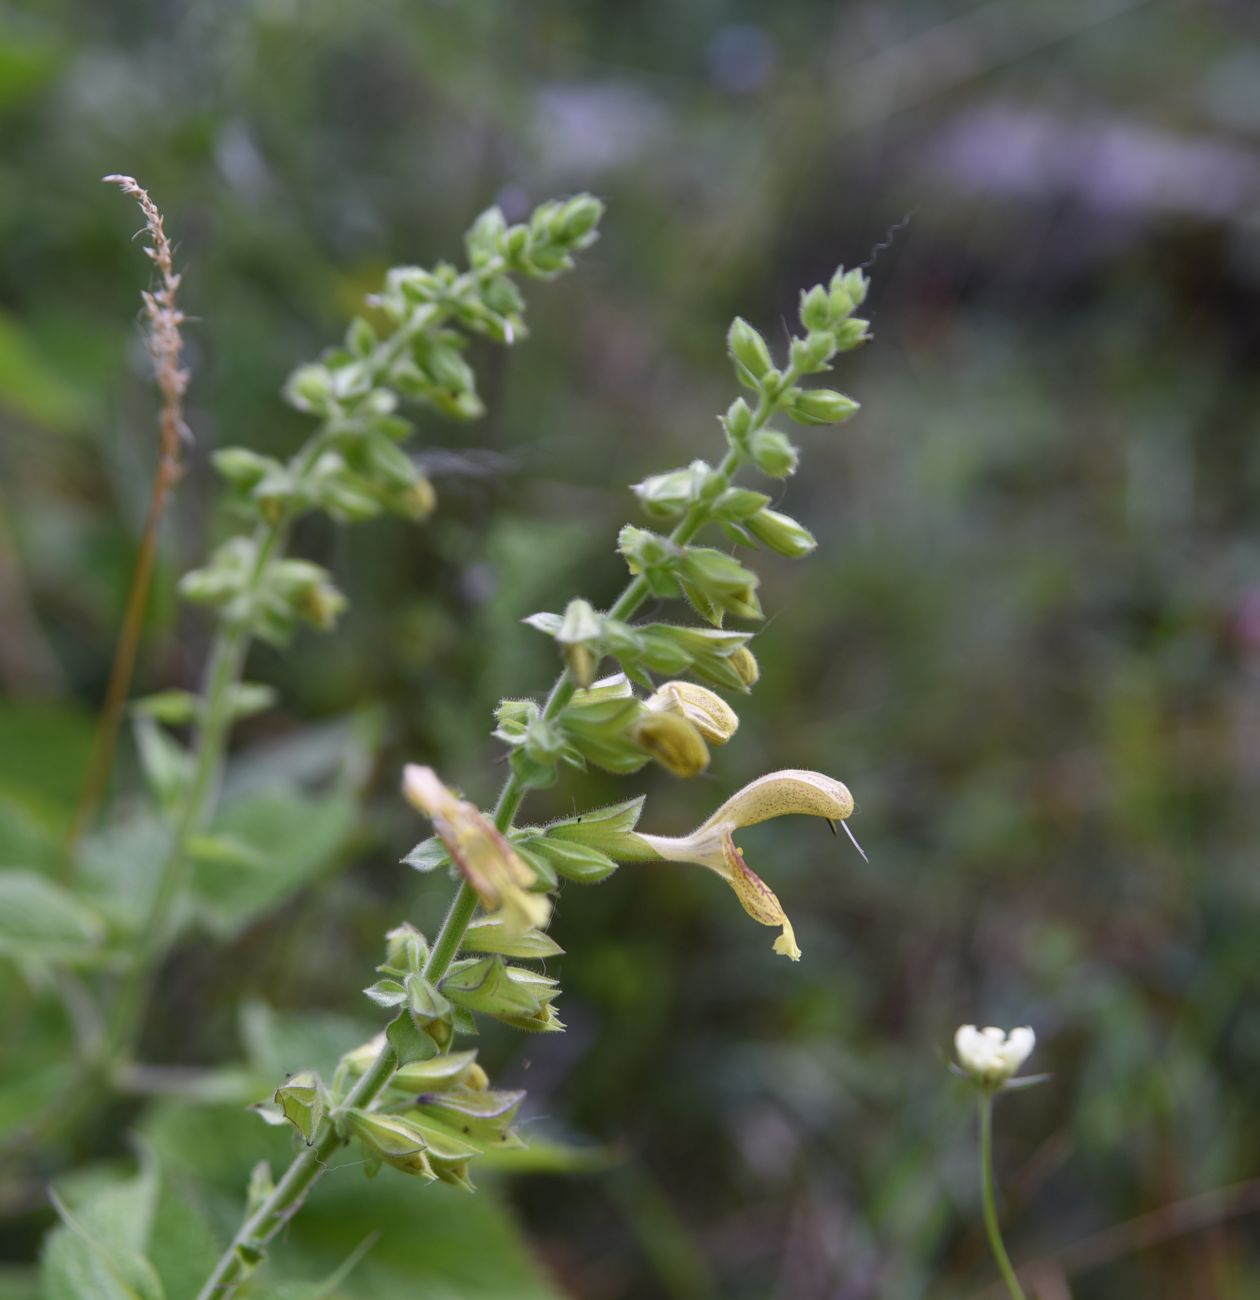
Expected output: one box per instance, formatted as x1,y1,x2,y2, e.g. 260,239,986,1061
3,0,1260,1296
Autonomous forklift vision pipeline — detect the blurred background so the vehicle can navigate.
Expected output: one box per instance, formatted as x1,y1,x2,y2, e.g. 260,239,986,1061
3,0,1260,1296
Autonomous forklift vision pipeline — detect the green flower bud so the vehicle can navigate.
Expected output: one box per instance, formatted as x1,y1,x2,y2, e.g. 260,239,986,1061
284,364,336,413
790,331,836,374
800,284,832,331
836,267,869,307
177,566,239,606
727,317,774,381
748,429,799,478
346,316,376,357
834,318,870,352
745,508,818,558
465,205,507,266
788,388,860,426
560,194,605,243
618,525,682,598
213,447,281,489
677,546,762,621
423,342,476,395
634,462,713,519
383,922,429,975
724,397,754,447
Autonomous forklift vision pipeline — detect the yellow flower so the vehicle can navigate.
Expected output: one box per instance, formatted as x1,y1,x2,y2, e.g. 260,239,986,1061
644,681,739,744
624,769,855,961
403,764,550,935
632,710,711,777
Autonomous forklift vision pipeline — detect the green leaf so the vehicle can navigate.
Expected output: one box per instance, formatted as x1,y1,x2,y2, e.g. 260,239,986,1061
0,870,104,965
402,836,450,873
225,682,278,721
42,1159,164,1300
129,691,199,726
0,702,95,830
238,1001,376,1085
188,788,357,938
363,979,407,1009
521,610,563,636
0,308,90,432
131,716,193,814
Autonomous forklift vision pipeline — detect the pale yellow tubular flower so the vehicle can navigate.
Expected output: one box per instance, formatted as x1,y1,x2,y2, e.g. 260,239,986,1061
627,769,855,961
645,681,740,744
632,710,710,777
403,764,550,935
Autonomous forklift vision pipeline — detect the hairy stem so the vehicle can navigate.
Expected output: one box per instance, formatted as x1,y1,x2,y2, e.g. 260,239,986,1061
979,1093,1029,1300
194,1040,399,1299
103,512,291,1061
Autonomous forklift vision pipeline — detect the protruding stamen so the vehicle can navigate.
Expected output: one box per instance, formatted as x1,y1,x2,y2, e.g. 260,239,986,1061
841,819,868,863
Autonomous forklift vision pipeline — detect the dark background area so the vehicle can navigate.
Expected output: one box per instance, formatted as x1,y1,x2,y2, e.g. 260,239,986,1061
3,1,1260,1297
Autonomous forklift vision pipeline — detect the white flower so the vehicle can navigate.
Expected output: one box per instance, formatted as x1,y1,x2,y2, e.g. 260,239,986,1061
954,1024,1036,1087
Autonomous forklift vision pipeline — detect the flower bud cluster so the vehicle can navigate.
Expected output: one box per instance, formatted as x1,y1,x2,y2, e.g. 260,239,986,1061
185,195,603,668
493,672,740,789
335,1038,525,1188
178,538,346,644
722,265,869,469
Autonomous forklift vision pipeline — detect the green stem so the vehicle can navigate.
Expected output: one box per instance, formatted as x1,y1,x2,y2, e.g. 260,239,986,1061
979,1093,1029,1300
103,514,290,1061
197,380,788,1297
194,1041,399,1300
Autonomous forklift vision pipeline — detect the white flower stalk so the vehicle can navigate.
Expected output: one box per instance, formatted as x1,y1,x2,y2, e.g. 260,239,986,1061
403,765,550,935
955,1025,1036,1088
621,769,855,961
